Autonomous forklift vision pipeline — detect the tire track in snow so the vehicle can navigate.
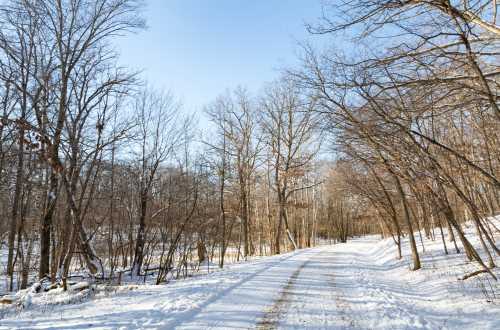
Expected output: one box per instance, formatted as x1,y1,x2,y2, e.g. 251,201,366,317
329,270,359,329
257,255,311,330
262,248,361,329
256,250,333,330
174,248,313,329
256,258,311,330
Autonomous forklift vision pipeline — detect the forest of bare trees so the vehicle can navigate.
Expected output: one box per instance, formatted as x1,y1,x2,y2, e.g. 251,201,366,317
294,0,500,277
0,0,498,295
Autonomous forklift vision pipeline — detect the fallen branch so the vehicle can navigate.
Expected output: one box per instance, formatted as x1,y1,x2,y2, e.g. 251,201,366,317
459,269,489,280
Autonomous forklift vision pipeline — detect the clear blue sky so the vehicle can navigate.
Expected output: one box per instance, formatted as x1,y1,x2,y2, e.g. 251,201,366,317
116,0,327,114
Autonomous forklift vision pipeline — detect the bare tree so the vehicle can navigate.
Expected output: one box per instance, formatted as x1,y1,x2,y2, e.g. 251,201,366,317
131,87,182,276
260,79,321,254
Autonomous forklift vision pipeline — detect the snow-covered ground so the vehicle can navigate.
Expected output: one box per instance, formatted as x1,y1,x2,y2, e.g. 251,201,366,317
1,218,499,329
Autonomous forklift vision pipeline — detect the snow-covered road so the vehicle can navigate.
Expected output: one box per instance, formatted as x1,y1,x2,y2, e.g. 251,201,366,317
1,232,499,329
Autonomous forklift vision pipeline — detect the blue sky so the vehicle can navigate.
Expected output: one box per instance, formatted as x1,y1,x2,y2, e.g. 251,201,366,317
116,0,326,115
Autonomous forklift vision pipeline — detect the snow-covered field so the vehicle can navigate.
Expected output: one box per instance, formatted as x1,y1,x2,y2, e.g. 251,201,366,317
1,218,499,329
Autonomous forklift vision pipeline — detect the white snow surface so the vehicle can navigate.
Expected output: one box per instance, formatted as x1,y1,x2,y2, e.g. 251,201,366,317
1,219,499,329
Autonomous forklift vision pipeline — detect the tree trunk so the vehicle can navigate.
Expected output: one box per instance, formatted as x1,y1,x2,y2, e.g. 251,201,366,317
132,192,148,276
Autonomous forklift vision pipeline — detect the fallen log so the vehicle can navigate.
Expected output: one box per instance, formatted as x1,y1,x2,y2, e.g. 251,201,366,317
0,296,17,305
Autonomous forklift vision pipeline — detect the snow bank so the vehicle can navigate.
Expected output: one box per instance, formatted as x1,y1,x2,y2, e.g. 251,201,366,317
332,216,500,329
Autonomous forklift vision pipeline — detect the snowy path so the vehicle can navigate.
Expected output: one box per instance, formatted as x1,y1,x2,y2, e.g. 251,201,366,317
1,233,499,329
259,249,353,329
175,248,321,329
